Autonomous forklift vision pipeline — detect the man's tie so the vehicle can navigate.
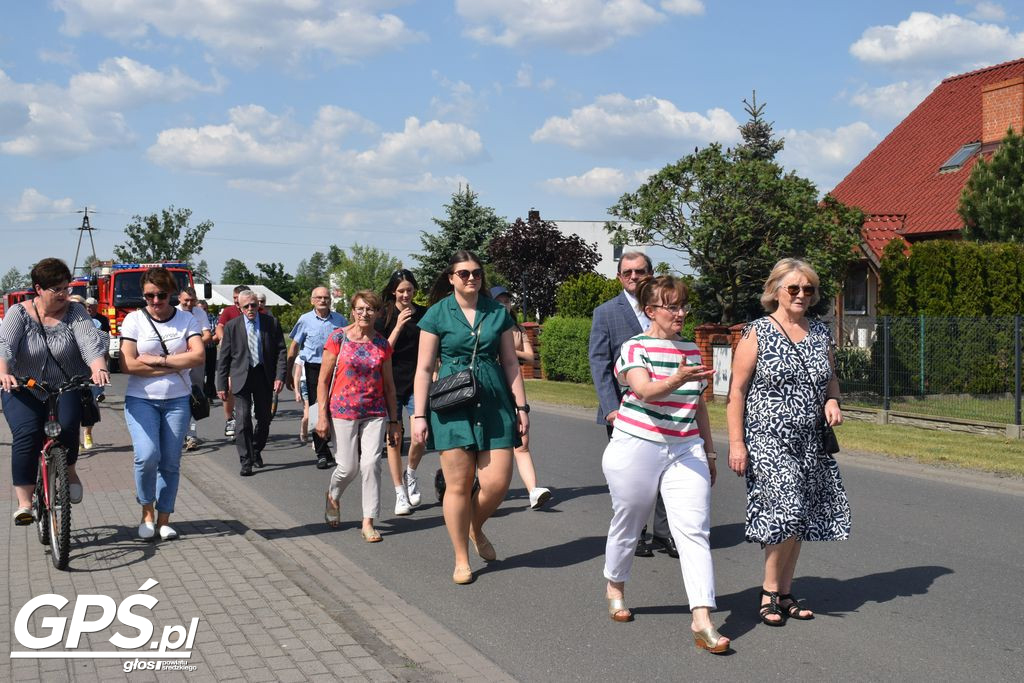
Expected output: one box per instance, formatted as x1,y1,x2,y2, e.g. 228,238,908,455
247,320,260,367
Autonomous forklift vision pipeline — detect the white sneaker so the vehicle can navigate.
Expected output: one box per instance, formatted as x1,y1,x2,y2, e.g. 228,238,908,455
529,487,552,510
158,525,178,540
394,489,412,516
404,470,421,507
138,522,156,540
224,419,236,439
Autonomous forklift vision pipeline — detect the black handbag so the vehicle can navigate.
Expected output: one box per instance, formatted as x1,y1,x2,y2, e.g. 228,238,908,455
768,315,840,455
33,302,101,427
143,310,210,420
429,324,480,413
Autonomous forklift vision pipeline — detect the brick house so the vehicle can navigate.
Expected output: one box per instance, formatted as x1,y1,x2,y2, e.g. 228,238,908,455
829,57,1024,347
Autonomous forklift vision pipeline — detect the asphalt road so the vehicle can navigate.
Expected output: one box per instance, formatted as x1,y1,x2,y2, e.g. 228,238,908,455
101,378,1024,681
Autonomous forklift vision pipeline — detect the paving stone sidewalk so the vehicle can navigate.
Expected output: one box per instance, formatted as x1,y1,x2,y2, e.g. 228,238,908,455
2,396,513,682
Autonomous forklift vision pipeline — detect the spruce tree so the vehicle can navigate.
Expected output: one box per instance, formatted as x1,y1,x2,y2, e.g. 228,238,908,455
415,186,507,287
959,128,1024,242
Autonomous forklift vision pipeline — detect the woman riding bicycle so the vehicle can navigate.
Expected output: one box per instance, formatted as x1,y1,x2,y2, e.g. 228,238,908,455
0,258,109,525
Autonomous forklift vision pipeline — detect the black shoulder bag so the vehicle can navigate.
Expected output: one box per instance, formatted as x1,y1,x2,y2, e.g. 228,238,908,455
768,316,840,455
142,310,210,420
428,322,480,413
32,302,101,427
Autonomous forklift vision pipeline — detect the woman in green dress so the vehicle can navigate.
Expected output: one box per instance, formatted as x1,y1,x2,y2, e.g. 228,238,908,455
412,251,530,585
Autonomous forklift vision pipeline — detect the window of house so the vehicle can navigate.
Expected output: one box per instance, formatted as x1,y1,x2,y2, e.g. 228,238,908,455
844,262,868,315
612,243,623,261
939,142,981,173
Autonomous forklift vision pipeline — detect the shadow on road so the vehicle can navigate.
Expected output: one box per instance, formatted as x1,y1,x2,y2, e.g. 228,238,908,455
710,522,746,549
715,564,954,640
475,535,606,573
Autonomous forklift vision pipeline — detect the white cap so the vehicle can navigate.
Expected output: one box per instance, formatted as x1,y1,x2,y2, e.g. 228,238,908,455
85,297,98,305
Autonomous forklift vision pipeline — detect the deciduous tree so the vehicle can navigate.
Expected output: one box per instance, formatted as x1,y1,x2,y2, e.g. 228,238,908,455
330,244,401,313
112,206,213,264
1,267,28,292
221,259,256,285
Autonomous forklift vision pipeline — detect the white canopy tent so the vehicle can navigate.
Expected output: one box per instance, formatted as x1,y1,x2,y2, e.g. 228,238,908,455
204,284,291,306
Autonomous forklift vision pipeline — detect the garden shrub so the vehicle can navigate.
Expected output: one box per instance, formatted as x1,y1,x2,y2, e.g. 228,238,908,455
538,317,592,383
555,273,622,318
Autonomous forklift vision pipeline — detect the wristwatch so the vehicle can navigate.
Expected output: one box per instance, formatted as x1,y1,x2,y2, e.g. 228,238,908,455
516,404,530,414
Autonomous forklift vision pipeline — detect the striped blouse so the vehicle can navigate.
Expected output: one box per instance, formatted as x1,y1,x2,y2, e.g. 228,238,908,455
0,302,105,386
613,334,706,443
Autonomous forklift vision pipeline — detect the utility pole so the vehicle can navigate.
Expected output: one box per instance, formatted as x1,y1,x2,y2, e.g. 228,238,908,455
72,207,98,276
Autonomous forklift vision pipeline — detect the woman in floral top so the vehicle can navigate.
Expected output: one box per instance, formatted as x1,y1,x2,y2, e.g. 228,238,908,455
317,290,400,542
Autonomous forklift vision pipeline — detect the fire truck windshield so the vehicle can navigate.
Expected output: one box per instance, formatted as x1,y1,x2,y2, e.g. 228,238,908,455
113,270,191,307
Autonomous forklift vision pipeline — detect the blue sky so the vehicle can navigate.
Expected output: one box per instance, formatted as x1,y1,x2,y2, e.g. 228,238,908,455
2,1,1023,281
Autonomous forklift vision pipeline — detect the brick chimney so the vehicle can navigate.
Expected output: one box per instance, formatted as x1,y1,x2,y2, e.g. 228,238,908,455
528,208,540,222
981,77,1024,144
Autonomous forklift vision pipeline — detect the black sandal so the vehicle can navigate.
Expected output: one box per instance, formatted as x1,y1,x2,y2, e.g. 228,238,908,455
759,589,786,627
779,593,814,620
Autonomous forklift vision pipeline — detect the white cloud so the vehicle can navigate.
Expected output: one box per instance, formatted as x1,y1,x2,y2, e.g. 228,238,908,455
515,63,555,90
850,11,1024,69
430,72,487,121
531,94,740,157
456,0,680,53
779,122,880,193
10,188,75,222
543,166,654,197
54,0,425,67
660,0,704,15
38,48,78,67
0,59,220,157
846,79,937,120
148,107,484,203
967,2,1007,22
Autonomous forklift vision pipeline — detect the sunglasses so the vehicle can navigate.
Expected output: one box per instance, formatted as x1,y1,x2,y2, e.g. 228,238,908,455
784,285,816,296
619,268,649,278
453,268,483,281
241,303,259,309
143,291,169,301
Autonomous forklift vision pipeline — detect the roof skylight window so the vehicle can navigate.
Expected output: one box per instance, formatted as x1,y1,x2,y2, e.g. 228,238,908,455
939,142,981,173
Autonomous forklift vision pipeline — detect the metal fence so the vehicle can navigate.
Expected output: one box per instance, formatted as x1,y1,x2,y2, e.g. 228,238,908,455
837,316,1023,426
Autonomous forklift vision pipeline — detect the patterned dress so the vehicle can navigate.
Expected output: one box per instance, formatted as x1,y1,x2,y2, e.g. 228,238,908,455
742,317,851,546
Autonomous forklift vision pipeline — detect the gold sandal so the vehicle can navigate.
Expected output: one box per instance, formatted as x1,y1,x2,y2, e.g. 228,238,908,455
607,597,633,622
692,625,730,654
324,493,341,528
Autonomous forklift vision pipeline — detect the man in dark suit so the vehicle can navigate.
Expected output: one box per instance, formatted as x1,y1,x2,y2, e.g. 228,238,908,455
589,252,677,559
216,290,287,476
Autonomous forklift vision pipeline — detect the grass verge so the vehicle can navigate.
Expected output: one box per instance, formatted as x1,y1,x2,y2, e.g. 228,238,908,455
525,379,1024,478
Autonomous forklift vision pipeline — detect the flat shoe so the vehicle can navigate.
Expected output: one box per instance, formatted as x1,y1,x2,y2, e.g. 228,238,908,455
607,597,633,622
13,507,33,526
158,525,178,540
453,566,474,585
361,528,382,543
324,496,341,528
69,482,83,505
138,522,156,540
693,626,730,654
470,531,496,561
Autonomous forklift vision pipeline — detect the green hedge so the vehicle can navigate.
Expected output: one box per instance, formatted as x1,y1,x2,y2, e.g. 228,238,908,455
538,317,592,383
555,273,621,318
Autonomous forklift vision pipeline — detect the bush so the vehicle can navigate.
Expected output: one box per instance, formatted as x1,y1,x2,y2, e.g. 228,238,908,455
538,317,592,383
555,273,621,318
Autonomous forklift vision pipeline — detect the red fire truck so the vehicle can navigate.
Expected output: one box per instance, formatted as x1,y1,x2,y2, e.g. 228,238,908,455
0,288,35,319
91,262,197,361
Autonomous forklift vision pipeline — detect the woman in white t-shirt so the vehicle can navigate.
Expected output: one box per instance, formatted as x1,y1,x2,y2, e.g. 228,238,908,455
119,268,204,541
600,275,729,654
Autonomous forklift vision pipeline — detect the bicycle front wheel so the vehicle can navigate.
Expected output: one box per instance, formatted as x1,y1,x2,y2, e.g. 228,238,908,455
34,461,49,546
46,445,72,570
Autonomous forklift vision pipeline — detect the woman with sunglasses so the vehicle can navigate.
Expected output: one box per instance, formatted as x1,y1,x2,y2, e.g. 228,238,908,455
601,275,729,653
375,269,426,516
413,251,529,585
0,258,108,525
726,258,850,627
120,267,205,540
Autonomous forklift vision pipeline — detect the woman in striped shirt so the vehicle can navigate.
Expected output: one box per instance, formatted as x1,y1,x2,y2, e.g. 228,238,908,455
601,275,729,653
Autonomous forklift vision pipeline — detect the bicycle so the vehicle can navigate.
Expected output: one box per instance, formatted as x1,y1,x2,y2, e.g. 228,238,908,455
16,375,94,570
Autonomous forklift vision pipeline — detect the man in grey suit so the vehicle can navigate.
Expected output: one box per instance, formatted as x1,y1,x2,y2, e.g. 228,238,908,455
589,252,678,559
216,290,287,476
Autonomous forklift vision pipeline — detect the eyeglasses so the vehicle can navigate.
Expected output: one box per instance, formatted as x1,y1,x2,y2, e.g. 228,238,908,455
41,285,72,295
240,303,259,309
351,307,376,315
312,295,330,300
143,292,169,301
619,268,649,278
651,304,689,315
453,269,483,281
784,285,816,296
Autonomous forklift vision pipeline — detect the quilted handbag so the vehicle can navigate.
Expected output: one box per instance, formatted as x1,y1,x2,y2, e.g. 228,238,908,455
429,326,480,413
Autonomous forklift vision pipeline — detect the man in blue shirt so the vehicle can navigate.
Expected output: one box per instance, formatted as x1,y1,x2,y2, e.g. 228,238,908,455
286,286,348,469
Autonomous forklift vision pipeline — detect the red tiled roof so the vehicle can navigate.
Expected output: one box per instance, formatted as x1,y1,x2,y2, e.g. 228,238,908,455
830,57,1024,259
861,214,907,264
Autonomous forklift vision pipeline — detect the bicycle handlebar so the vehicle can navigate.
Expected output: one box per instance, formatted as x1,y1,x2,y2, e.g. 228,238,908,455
14,375,96,395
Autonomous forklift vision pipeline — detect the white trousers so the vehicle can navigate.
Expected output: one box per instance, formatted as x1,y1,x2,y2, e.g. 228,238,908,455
328,417,385,520
602,432,716,610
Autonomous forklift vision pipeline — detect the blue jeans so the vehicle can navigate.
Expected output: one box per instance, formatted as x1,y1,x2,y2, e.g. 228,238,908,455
2,387,82,486
124,395,190,513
